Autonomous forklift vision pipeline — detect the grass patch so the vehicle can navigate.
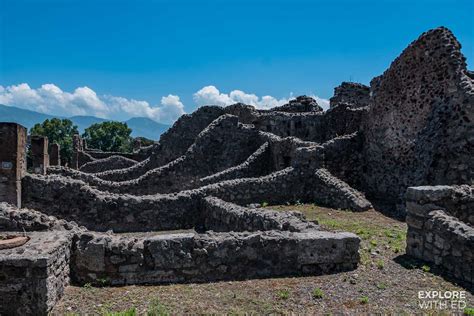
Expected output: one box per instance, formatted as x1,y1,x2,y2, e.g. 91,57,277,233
376,259,384,270
464,307,474,315
312,288,324,299
102,307,136,316
359,296,369,305
421,265,431,273
147,298,170,316
376,282,387,290
276,289,290,300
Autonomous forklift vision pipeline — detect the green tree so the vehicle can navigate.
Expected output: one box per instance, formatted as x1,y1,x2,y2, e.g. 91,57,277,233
30,118,78,165
82,121,132,152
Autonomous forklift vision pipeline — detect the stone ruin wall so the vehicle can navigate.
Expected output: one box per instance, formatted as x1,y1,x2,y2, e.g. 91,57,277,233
362,27,474,205
329,82,370,109
405,185,473,289
0,198,359,312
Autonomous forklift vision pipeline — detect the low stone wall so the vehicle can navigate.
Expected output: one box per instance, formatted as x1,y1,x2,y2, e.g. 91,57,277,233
0,200,360,290
293,132,364,190
199,196,319,232
79,155,138,173
0,202,81,232
70,198,358,286
71,229,359,286
0,231,72,315
406,185,474,288
23,165,371,232
22,174,200,232
198,142,271,186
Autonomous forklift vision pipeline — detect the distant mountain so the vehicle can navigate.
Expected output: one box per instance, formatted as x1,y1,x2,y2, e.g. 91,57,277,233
69,115,108,133
0,104,169,140
125,117,169,139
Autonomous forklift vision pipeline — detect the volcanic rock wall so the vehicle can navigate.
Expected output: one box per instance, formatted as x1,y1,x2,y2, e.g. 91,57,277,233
362,27,474,205
329,82,370,108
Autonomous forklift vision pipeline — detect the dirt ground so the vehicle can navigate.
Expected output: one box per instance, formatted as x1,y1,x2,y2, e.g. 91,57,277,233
52,205,474,315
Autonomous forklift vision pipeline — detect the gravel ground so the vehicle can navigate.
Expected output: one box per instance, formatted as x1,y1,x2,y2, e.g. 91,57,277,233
52,205,474,315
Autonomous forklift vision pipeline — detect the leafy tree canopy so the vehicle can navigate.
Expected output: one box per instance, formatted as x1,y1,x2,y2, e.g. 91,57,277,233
82,121,132,152
30,118,78,165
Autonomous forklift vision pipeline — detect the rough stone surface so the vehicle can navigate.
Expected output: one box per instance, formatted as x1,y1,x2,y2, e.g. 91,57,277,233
405,185,473,288
362,27,474,205
71,229,359,286
0,231,72,315
329,82,370,108
272,95,323,112
79,155,138,173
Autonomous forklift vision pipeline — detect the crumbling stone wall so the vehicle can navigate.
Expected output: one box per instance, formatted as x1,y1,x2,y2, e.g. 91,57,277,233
79,155,138,173
406,185,473,288
0,200,360,289
22,174,200,232
362,27,474,205
272,95,323,112
293,132,364,190
329,82,370,108
69,197,358,286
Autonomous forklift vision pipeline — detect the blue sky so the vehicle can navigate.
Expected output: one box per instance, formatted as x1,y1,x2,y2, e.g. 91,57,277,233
1,0,473,123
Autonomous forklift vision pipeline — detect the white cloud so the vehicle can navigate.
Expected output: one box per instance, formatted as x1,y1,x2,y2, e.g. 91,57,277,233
0,83,185,124
193,85,329,110
0,83,330,125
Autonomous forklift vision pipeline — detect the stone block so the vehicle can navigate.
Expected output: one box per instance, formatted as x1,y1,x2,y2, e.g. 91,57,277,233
0,231,72,315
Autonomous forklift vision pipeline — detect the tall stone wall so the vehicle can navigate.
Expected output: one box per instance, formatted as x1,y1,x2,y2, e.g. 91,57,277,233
49,143,60,166
362,27,474,205
0,123,27,207
31,136,49,174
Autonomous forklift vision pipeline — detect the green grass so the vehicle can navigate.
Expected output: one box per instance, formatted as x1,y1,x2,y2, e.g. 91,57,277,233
102,307,136,316
359,296,369,305
312,288,324,299
261,202,269,207
421,265,431,273
276,289,290,300
376,282,387,290
464,307,474,315
376,259,384,270
147,298,170,316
